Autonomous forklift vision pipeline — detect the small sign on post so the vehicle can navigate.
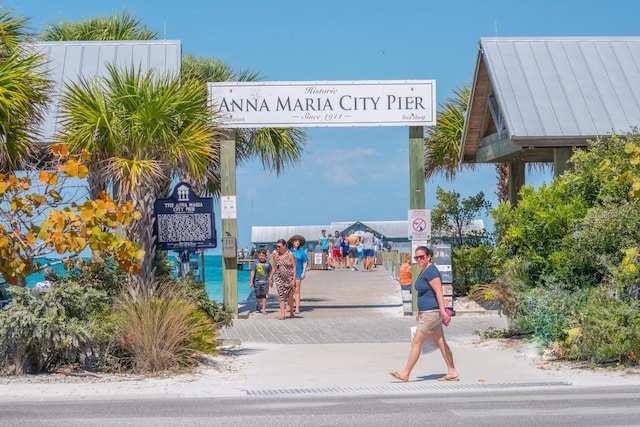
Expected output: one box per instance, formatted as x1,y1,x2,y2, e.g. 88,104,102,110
220,195,237,219
222,236,237,258
408,209,431,241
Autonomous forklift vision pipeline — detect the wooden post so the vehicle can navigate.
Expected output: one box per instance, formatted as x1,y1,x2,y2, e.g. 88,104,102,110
221,130,238,318
553,147,573,177
409,126,425,313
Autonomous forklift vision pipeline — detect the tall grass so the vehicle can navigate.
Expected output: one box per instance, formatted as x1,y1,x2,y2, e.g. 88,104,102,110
112,283,218,373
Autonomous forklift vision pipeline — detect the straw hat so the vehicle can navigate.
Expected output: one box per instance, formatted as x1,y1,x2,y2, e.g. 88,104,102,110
287,234,306,248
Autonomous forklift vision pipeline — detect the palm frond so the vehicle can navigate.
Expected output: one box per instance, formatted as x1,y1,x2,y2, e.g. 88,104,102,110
39,12,157,41
246,127,307,175
424,84,472,180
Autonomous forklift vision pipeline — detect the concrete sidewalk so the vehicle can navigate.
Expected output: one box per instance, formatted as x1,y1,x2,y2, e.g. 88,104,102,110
2,266,639,402
217,266,640,395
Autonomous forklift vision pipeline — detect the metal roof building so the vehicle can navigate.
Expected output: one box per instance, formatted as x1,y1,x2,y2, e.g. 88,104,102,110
460,37,640,204
250,221,409,251
250,219,485,251
31,40,182,145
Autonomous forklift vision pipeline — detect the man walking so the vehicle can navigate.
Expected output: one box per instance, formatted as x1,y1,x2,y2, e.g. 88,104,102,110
362,228,375,272
331,230,343,268
320,229,330,270
346,230,361,271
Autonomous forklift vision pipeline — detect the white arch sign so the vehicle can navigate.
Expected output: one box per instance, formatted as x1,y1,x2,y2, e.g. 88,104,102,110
208,80,435,128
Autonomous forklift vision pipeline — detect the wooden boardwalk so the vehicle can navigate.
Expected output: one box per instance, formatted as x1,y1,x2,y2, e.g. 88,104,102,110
219,265,507,344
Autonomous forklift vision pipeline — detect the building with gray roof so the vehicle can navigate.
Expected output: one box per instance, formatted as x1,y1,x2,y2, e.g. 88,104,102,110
461,36,640,204
30,40,182,145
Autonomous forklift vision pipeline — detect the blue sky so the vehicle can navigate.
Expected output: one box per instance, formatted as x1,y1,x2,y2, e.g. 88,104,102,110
7,0,640,252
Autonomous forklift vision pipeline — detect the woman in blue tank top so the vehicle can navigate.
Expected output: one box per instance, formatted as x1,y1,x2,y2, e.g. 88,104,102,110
389,246,458,383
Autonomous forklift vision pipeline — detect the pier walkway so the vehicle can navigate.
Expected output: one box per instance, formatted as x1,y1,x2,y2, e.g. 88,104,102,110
219,265,504,345
215,266,612,394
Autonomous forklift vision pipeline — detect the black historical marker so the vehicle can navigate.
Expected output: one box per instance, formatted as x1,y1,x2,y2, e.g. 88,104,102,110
153,182,217,251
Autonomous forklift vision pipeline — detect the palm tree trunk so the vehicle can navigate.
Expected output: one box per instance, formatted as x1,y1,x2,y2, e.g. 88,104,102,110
495,163,510,203
128,192,156,299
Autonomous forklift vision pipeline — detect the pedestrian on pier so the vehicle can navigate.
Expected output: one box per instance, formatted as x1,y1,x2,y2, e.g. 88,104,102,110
270,239,296,320
288,235,308,314
249,248,272,315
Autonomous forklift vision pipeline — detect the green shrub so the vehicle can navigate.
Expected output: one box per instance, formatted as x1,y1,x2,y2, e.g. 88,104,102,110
561,287,640,365
110,282,218,373
469,256,529,322
171,275,234,328
513,281,585,345
0,283,112,374
58,259,130,297
550,202,640,289
492,184,588,288
452,244,495,296
153,250,177,280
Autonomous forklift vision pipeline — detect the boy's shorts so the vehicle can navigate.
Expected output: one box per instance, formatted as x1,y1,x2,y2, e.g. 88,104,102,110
254,282,268,299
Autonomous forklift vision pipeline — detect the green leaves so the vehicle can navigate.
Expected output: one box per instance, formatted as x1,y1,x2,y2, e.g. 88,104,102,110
431,187,491,248
0,10,51,172
39,12,157,41
0,283,112,374
424,84,472,180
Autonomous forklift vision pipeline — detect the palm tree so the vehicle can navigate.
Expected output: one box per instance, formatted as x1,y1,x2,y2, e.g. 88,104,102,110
181,54,307,197
425,84,511,203
0,8,51,172
424,85,472,181
38,12,156,41
46,13,306,286
57,65,219,295
38,12,155,202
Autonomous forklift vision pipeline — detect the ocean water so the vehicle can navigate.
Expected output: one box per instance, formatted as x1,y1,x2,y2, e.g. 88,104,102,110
24,255,252,303
182,254,252,303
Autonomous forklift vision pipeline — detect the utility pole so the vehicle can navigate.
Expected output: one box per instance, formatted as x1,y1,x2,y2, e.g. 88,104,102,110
409,126,425,313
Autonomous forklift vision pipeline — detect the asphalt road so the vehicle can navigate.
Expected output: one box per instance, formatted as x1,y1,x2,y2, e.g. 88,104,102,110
2,385,640,426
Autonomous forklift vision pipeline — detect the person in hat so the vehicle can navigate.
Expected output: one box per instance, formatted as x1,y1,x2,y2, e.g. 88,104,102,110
288,236,308,314
270,239,296,320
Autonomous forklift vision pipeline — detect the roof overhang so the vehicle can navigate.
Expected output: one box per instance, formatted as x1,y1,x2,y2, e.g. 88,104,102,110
459,37,640,164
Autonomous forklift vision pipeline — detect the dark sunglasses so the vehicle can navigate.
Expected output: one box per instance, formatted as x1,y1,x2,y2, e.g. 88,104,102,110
414,254,427,261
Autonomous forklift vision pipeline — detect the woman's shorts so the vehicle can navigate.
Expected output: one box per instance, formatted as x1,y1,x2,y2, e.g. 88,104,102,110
253,282,268,299
416,311,443,333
